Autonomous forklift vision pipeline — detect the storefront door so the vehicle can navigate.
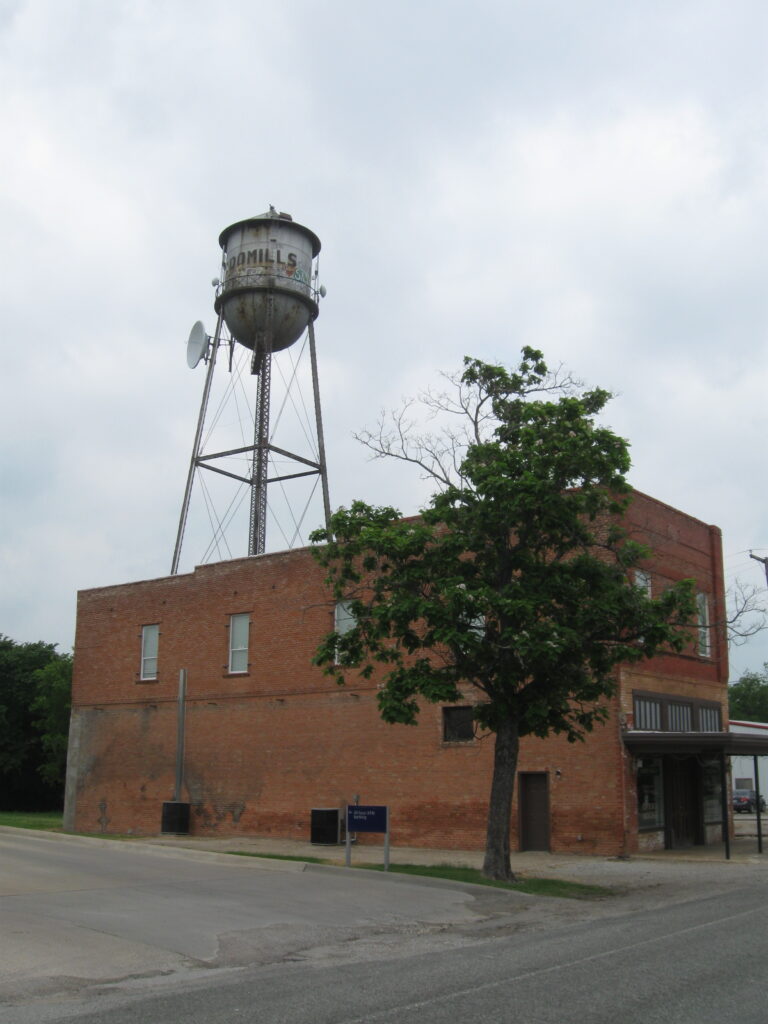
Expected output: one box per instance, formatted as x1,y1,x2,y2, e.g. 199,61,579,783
665,757,701,848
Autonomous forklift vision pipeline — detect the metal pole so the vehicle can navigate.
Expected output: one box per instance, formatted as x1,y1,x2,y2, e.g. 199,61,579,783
249,345,271,555
307,319,332,535
171,313,224,574
345,809,352,867
173,669,187,803
720,750,730,860
248,293,274,556
383,807,390,872
749,551,768,587
754,753,763,854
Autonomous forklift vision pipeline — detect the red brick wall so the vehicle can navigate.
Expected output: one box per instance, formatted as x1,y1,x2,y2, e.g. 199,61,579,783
67,491,727,856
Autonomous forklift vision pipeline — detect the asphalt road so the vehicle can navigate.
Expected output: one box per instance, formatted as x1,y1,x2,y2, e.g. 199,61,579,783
3,829,768,1023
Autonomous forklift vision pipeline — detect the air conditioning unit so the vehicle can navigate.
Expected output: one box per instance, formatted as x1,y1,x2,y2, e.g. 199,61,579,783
310,807,341,845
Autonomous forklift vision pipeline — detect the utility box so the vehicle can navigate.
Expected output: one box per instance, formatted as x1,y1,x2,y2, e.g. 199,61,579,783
310,807,341,845
161,801,191,835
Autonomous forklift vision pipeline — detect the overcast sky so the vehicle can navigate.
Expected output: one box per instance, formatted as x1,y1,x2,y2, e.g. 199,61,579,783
1,0,767,679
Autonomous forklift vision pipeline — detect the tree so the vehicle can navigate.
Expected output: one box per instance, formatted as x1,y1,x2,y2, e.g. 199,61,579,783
725,579,768,647
0,635,72,810
729,665,768,722
311,349,697,880
32,653,73,787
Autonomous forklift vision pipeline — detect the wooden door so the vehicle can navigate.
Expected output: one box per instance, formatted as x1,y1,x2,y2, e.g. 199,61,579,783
665,757,700,848
519,772,550,851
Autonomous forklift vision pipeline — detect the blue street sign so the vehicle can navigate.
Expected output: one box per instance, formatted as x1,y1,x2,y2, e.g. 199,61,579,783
347,804,388,833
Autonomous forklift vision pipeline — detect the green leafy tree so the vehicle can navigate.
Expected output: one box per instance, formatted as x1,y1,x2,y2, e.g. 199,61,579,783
0,635,71,809
32,654,73,787
311,349,697,880
729,665,768,722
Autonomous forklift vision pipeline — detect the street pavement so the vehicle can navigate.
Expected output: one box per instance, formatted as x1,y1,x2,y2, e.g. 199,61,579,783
2,825,768,1023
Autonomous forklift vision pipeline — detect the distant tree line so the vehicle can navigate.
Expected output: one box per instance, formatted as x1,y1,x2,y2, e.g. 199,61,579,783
0,635,72,811
729,665,768,723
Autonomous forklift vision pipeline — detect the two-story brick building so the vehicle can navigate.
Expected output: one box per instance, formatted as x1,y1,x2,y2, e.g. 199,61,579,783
65,489,742,855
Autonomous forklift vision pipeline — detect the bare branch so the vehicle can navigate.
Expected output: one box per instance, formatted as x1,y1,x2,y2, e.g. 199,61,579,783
354,358,582,491
726,579,768,646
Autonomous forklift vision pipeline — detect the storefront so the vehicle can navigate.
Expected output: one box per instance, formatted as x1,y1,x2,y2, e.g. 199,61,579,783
625,731,768,857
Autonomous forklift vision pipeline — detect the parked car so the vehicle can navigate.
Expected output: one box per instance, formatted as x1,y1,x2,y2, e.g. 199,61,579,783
732,789,767,814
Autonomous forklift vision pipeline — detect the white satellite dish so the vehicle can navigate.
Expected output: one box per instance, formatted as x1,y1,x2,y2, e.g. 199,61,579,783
186,321,208,369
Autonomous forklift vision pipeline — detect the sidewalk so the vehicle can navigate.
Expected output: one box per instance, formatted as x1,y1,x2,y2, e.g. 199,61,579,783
139,831,768,884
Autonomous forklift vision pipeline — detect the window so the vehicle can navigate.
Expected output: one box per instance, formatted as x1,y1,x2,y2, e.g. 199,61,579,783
334,601,356,664
633,691,722,732
635,696,661,730
699,705,721,732
335,601,356,636
668,702,693,732
443,706,475,743
634,570,652,598
228,613,250,673
702,758,722,823
140,624,159,680
697,592,711,657
637,757,664,829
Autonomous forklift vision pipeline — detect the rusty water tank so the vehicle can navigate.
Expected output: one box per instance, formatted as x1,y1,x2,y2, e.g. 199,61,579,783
214,209,321,353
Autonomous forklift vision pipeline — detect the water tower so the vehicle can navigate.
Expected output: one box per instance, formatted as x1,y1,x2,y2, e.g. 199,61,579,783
171,208,331,572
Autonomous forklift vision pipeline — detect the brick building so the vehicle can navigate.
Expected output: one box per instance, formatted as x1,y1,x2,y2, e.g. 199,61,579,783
65,490,740,855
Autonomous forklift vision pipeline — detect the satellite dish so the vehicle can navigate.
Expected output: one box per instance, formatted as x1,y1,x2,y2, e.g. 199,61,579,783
186,321,208,369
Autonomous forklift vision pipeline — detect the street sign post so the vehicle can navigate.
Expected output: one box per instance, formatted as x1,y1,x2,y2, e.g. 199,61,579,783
345,805,390,870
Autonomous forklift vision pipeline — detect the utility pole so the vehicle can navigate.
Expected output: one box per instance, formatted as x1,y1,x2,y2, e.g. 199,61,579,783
749,551,768,587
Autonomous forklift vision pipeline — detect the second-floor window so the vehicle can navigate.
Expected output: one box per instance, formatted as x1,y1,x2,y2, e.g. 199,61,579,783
633,691,721,732
634,570,652,598
334,601,356,664
229,613,250,673
140,624,159,680
697,592,711,657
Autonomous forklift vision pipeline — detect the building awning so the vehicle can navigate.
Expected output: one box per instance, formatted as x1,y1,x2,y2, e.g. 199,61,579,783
623,731,768,757
624,729,768,861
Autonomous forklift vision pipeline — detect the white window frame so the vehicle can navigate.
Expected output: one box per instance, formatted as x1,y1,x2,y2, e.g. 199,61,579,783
634,570,652,598
697,592,711,657
335,601,356,635
334,601,356,664
140,623,159,681
229,613,250,674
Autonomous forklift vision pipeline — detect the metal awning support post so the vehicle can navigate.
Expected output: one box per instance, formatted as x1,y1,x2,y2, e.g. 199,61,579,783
754,754,763,854
720,750,730,860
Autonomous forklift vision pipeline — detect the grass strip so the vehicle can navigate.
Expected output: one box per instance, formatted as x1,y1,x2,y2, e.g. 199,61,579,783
357,862,613,899
226,851,612,899
0,811,63,831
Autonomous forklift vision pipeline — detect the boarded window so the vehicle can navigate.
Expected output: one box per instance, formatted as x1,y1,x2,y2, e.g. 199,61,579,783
635,696,661,730
699,705,721,732
443,706,475,743
668,702,693,732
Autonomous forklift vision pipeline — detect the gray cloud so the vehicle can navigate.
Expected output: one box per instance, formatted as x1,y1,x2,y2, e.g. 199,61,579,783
1,0,766,678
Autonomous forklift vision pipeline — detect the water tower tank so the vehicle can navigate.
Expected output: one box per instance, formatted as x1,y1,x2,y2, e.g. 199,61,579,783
214,210,321,353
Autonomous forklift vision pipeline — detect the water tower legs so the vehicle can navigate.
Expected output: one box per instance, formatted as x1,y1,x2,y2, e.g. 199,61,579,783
248,343,271,557
171,315,331,571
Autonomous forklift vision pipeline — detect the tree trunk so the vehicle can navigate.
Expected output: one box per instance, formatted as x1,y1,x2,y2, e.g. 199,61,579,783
482,716,520,881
